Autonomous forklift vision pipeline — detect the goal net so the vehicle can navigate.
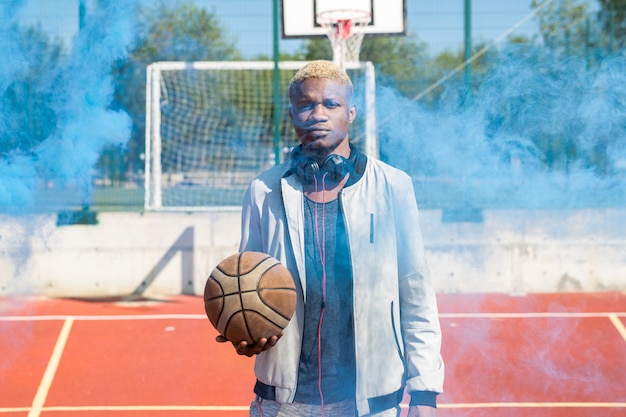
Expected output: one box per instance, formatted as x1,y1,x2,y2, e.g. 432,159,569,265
144,61,377,211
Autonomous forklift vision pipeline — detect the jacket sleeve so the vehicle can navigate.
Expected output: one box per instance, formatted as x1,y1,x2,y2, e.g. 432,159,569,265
395,179,445,398
239,181,264,253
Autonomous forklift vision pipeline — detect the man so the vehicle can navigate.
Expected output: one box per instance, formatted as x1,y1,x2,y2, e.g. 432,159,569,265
218,60,444,416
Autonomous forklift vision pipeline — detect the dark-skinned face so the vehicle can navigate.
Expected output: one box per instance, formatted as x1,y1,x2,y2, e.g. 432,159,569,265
289,78,357,160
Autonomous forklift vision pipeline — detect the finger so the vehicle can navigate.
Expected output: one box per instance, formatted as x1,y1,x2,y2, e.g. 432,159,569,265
234,340,248,355
249,338,268,356
265,335,279,348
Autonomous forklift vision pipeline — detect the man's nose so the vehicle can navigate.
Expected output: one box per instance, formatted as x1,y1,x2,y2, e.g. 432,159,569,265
310,103,328,119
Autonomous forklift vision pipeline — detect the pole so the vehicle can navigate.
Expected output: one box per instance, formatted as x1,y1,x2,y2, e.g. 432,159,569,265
585,17,590,67
464,0,472,99
272,0,282,165
79,0,86,29
609,4,615,54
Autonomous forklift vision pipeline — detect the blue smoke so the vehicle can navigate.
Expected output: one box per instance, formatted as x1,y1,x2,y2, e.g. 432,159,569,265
378,45,626,210
0,0,136,213
0,0,37,210
0,0,136,287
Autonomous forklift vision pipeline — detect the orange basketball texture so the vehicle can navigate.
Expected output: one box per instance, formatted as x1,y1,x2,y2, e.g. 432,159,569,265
204,252,297,344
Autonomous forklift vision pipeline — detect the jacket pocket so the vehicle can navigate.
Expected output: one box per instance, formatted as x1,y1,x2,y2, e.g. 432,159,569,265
390,301,404,363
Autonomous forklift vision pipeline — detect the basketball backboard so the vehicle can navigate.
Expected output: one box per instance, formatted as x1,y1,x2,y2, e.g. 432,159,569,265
281,0,406,38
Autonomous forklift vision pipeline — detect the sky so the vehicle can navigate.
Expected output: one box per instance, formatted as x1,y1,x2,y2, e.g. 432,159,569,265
16,0,573,58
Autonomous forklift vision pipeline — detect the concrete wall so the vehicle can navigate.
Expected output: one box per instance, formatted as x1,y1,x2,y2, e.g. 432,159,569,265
1,209,625,297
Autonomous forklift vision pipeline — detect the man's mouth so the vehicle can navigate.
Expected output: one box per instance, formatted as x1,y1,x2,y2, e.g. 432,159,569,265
305,127,329,136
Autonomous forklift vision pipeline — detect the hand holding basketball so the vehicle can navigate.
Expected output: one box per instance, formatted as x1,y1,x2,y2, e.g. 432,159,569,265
216,333,282,357
204,252,297,349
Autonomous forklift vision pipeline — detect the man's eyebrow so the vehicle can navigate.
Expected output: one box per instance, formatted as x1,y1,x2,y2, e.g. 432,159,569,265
294,97,314,105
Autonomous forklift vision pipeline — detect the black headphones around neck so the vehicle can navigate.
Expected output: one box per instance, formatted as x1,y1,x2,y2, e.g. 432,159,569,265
290,145,366,185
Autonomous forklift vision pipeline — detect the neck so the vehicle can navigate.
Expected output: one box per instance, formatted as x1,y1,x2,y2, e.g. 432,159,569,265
303,139,351,162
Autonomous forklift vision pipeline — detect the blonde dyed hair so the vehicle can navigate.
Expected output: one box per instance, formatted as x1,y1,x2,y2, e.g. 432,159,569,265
288,60,353,99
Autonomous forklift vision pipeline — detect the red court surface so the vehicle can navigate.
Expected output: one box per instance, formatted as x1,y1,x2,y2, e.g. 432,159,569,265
1,292,625,416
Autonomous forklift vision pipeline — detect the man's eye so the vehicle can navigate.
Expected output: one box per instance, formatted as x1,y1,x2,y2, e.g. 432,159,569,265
296,103,314,111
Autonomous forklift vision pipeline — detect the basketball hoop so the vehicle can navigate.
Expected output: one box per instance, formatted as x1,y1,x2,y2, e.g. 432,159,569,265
317,9,371,70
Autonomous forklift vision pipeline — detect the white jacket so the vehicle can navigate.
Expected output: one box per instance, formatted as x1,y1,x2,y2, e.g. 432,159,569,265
239,155,444,416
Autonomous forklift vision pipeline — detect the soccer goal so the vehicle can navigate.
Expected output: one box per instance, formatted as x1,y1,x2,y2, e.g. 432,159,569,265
144,61,377,211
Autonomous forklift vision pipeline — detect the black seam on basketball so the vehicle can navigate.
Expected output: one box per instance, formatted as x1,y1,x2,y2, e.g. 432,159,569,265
224,312,245,342
241,308,286,329
247,255,277,275
256,261,295,321
215,265,238,277
237,253,254,341
262,261,281,272
205,277,226,326
256,288,297,320
255,261,295,319
205,276,226,302
207,285,292,301
222,254,273,278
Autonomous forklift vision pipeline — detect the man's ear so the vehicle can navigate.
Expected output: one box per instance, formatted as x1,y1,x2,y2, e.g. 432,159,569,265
288,106,294,121
348,105,357,123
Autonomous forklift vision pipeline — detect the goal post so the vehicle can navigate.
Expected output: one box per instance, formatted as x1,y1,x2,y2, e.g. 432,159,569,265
144,61,377,211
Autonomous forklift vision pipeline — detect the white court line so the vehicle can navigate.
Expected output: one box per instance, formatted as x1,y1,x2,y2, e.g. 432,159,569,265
25,405,249,412
28,318,74,417
2,312,626,322
3,402,625,414
2,310,623,415
0,314,206,321
440,312,626,319
609,314,626,343
438,402,626,409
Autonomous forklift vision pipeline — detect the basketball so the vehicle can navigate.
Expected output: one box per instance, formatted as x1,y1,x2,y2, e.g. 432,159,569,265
204,251,297,344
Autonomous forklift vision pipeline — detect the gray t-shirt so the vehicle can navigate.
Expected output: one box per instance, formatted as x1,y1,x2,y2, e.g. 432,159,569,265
294,197,356,404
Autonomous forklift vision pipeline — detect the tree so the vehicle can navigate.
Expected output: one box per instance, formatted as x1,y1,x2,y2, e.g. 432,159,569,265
0,23,63,158
361,35,431,98
531,0,592,59
597,0,626,51
133,2,240,62
527,0,626,173
300,37,333,61
107,1,241,183
301,35,430,99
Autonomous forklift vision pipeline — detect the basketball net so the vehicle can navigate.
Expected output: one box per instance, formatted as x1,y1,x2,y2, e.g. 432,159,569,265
317,9,371,70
